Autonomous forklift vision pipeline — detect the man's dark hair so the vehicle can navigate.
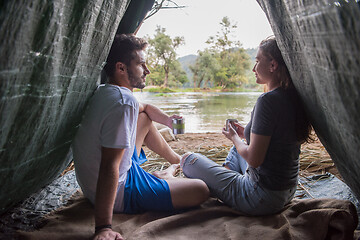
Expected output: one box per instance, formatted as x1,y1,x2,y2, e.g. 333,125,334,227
104,34,148,78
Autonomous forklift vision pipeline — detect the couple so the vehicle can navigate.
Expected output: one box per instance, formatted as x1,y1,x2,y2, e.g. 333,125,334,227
72,34,312,240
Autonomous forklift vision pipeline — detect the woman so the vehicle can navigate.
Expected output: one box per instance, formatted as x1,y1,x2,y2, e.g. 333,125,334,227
180,36,312,215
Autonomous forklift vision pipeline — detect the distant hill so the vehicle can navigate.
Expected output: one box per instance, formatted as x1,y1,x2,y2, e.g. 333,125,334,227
178,48,258,86
178,54,197,87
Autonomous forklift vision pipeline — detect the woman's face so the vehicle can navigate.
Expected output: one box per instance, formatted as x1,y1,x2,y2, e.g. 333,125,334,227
252,49,274,85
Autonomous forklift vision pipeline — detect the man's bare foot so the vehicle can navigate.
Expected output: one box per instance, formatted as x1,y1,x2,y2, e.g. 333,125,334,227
153,164,180,179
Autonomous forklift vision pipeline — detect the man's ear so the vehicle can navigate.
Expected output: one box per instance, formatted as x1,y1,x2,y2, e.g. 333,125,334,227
270,59,278,72
115,62,126,73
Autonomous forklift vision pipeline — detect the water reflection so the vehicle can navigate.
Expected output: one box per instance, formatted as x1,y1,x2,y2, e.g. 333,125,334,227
134,92,261,133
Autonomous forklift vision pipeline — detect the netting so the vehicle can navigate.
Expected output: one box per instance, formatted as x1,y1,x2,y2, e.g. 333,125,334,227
257,0,360,201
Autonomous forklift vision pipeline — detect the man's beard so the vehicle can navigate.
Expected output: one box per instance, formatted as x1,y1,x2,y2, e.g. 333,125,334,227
128,70,146,89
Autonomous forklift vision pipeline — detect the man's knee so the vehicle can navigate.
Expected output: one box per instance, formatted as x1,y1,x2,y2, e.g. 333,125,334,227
194,179,210,202
138,112,152,128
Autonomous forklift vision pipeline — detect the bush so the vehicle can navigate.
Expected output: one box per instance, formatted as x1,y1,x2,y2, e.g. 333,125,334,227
147,87,175,93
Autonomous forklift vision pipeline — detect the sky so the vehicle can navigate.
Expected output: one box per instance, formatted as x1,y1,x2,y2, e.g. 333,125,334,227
137,0,274,57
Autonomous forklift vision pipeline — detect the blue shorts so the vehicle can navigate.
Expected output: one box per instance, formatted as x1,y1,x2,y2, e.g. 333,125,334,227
122,147,174,213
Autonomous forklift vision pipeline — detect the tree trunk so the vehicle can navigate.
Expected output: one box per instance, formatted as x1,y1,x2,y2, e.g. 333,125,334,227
163,71,169,88
162,65,169,88
193,74,197,89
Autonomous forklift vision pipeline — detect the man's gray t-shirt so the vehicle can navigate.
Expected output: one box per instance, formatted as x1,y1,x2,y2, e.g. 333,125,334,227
72,84,138,209
244,87,300,191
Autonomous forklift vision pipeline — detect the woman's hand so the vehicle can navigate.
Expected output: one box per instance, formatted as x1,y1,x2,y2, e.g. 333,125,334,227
222,122,241,142
93,229,124,240
232,122,245,139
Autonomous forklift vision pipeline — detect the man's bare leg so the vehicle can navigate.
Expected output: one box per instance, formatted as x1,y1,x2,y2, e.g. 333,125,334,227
135,114,210,208
167,177,209,208
156,152,209,208
135,112,180,164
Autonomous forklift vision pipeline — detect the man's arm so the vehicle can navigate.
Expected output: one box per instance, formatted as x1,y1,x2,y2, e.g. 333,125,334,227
93,147,125,240
139,102,180,128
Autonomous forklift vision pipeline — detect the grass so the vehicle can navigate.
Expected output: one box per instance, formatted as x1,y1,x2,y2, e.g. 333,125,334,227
134,86,262,93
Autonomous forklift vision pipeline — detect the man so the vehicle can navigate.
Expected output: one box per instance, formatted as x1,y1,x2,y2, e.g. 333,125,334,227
72,34,209,240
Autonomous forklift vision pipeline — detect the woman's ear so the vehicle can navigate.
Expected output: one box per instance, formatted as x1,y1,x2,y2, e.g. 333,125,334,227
270,59,278,72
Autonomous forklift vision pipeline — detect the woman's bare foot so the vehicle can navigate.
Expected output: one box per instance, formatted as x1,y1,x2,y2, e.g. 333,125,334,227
153,164,180,179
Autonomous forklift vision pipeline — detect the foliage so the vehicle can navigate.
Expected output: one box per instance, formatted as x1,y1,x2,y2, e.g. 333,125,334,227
206,16,242,53
190,49,220,88
190,17,251,89
146,64,164,86
146,26,188,87
147,87,175,93
168,60,188,87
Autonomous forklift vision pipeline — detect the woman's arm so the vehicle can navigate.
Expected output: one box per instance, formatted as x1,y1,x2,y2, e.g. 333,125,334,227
139,102,181,128
223,123,271,168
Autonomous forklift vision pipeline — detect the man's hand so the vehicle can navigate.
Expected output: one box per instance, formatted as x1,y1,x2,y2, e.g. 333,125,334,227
139,102,183,128
93,229,124,240
167,114,183,129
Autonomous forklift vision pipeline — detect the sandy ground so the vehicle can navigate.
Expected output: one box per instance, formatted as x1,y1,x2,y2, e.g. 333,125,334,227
165,132,232,153
143,132,340,180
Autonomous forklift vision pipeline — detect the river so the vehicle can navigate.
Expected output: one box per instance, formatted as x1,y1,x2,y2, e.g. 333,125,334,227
134,91,262,133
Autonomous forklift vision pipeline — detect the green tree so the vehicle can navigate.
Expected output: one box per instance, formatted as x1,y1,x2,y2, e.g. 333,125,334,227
168,60,188,87
146,26,186,87
206,17,251,89
146,64,165,86
190,49,220,88
206,16,241,53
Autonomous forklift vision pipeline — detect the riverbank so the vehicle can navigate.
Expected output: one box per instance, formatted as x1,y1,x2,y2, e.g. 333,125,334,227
134,85,262,93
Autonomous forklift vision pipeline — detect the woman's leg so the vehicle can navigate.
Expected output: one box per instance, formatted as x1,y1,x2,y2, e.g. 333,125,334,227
223,146,248,174
180,152,256,213
180,153,300,215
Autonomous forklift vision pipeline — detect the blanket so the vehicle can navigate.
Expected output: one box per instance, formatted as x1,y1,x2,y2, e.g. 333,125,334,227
18,192,359,240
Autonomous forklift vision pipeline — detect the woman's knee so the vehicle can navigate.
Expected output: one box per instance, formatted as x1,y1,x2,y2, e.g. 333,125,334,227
179,152,193,168
180,152,208,168
180,152,216,179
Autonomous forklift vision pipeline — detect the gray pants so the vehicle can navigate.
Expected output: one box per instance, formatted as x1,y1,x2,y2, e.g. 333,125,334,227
181,146,296,215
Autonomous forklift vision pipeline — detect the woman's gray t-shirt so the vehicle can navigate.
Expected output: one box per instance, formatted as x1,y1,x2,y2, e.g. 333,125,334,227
244,87,300,191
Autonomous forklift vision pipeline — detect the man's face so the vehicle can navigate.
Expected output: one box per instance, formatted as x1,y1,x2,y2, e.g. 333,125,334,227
127,50,150,89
